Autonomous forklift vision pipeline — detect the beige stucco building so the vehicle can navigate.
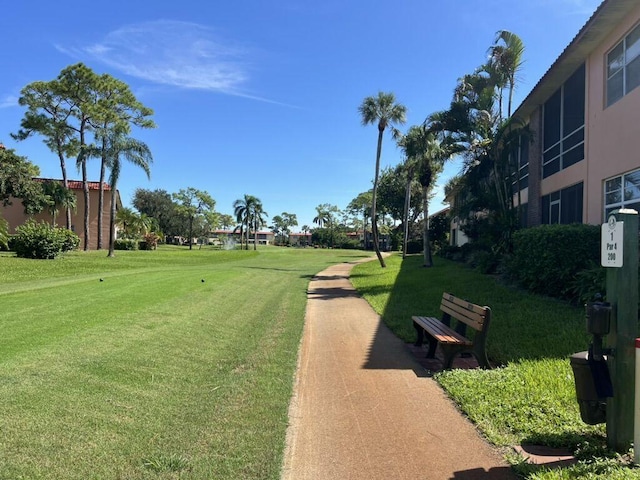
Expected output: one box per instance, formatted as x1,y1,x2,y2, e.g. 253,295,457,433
3,179,120,250
448,0,640,246
513,0,640,227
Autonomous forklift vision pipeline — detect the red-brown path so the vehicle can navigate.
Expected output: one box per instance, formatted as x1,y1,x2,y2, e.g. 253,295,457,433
281,258,517,480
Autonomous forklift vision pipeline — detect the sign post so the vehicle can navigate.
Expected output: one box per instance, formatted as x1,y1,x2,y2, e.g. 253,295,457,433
603,209,638,452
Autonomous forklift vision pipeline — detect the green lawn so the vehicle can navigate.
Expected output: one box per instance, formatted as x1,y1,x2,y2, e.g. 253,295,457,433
3,246,636,479
351,253,637,479
0,246,372,479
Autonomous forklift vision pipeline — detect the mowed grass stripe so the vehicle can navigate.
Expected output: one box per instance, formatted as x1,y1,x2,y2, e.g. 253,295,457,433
0,248,367,479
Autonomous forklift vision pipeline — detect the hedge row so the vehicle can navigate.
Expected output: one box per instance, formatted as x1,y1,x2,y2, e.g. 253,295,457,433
505,224,600,299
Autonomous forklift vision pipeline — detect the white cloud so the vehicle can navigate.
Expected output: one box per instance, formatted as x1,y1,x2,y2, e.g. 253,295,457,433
0,95,18,109
58,20,251,94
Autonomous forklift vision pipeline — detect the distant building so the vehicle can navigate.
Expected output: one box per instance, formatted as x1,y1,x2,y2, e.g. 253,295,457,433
3,178,120,250
289,232,312,246
211,229,274,245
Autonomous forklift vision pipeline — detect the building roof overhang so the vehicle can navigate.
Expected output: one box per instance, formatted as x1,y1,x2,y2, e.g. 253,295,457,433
514,0,638,121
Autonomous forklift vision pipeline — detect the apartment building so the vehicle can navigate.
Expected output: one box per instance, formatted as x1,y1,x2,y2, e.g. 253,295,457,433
3,178,118,250
513,0,640,227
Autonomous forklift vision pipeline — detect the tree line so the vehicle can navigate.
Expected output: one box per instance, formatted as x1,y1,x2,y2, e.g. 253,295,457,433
358,30,526,268
2,63,155,256
3,28,525,259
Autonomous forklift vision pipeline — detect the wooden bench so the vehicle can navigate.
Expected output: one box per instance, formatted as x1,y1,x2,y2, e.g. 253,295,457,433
412,292,492,370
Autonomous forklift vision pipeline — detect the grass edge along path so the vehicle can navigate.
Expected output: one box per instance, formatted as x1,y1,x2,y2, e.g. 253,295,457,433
0,246,372,480
351,253,639,480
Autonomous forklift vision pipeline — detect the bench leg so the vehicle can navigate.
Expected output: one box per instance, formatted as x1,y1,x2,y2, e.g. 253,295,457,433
441,346,462,370
425,336,438,359
473,345,491,369
413,322,424,347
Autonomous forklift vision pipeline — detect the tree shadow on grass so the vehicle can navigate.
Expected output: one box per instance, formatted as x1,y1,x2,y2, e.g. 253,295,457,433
366,254,590,365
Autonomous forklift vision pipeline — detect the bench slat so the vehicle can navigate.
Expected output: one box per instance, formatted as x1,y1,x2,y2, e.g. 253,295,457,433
440,292,488,331
412,316,472,346
440,303,483,331
442,292,489,317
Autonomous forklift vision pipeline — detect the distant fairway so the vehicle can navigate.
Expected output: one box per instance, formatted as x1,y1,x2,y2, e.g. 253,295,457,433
0,246,372,479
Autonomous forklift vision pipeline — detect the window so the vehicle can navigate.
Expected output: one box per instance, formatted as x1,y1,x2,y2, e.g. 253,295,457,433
542,64,585,179
607,23,640,106
541,183,583,224
510,133,529,194
604,169,640,218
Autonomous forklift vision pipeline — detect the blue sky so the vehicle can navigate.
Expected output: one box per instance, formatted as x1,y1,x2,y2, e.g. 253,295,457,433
0,0,602,230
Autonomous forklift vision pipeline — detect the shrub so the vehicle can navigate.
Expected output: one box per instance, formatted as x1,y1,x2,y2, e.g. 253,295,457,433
114,239,138,250
438,244,463,261
7,235,18,252
13,220,79,259
506,224,600,299
142,232,160,250
406,240,423,255
338,238,361,250
467,249,501,274
59,228,80,252
567,264,606,305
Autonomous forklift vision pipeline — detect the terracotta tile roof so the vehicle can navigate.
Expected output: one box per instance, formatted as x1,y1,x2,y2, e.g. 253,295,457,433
34,178,112,191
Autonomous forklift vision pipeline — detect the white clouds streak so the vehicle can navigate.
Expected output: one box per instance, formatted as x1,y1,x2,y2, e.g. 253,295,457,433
0,95,18,109
58,20,251,94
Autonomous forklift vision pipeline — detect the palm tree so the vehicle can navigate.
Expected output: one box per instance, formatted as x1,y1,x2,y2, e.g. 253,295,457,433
417,135,447,267
233,194,258,250
358,92,406,267
115,207,138,239
488,30,525,119
250,199,267,250
104,134,152,257
41,180,76,227
397,130,422,259
313,205,330,228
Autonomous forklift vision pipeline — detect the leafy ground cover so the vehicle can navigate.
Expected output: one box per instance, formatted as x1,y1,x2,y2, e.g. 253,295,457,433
351,253,638,479
0,246,371,479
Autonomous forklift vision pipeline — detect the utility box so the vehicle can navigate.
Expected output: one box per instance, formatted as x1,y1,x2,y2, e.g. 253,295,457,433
585,301,611,337
570,351,607,425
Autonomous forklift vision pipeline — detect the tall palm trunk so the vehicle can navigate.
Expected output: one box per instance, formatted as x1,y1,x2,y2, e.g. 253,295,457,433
97,136,107,250
422,185,433,267
108,179,118,257
371,128,386,268
402,168,413,259
56,140,72,230
79,142,90,251
253,219,258,251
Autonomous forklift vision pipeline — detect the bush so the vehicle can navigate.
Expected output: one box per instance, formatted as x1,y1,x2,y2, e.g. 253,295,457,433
338,238,361,250
59,228,80,252
506,224,600,299
438,244,463,261
142,232,160,250
13,220,79,259
7,235,18,252
567,264,606,305
406,240,423,255
467,249,501,274
114,239,138,250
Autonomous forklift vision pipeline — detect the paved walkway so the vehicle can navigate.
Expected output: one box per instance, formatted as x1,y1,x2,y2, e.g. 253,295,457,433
281,258,517,480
